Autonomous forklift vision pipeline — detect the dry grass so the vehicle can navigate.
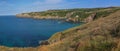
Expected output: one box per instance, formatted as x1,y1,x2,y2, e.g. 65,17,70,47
41,10,120,51
0,9,120,51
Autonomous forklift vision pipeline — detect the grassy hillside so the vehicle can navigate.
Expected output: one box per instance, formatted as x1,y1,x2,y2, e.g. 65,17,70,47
17,7,120,22
39,10,120,51
0,7,120,51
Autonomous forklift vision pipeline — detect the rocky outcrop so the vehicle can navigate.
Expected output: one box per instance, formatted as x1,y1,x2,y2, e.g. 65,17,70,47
84,13,96,23
38,10,120,51
0,7,120,51
16,14,32,18
39,40,49,45
66,17,79,23
65,12,80,23
16,14,66,19
65,13,97,23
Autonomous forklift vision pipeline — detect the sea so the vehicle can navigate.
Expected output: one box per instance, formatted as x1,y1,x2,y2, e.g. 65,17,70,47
0,16,81,47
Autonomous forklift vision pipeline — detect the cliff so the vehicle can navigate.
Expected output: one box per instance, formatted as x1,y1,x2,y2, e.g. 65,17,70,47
0,7,120,51
16,7,120,22
39,10,120,51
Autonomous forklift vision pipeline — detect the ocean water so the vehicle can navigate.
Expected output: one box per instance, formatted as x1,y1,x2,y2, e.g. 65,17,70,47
0,16,81,47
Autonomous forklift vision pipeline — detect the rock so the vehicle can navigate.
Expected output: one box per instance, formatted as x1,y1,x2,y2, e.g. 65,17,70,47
39,40,49,45
16,14,32,18
65,12,80,23
84,13,97,23
65,17,79,23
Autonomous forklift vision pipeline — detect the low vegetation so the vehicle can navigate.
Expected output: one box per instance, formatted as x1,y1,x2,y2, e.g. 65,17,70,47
1,7,120,51
45,10,120,51
17,7,120,22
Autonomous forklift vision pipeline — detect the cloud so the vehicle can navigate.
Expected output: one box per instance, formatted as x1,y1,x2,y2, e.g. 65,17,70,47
0,1,15,15
16,0,65,14
45,0,63,4
33,0,63,5
19,0,79,13
0,1,13,6
0,1,14,10
0,0,80,15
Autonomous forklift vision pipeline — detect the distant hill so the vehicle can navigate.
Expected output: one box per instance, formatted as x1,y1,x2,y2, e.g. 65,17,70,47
16,7,120,22
0,7,120,51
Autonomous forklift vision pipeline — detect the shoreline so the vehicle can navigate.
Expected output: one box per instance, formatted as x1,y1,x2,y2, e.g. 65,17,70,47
16,16,83,23
16,15,67,20
0,16,80,48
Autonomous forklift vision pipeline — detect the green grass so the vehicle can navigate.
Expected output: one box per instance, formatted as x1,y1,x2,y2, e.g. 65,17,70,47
20,7,120,22
1,7,120,51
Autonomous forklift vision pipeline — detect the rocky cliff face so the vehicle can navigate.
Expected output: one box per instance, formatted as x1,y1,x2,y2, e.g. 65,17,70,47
84,13,97,23
65,12,97,23
16,7,120,23
16,14,66,19
16,14,32,18
39,10,120,51
1,7,120,51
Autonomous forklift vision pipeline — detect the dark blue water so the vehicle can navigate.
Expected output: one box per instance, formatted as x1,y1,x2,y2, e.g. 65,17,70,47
0,16,80,47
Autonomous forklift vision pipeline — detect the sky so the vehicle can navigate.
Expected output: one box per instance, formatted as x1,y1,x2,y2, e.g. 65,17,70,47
0,0,120,15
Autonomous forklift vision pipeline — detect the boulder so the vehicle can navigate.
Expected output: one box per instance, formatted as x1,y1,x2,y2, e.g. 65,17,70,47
39,40,49,45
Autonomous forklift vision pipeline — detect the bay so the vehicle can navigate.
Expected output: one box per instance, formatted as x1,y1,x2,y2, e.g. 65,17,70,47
0,16,81,47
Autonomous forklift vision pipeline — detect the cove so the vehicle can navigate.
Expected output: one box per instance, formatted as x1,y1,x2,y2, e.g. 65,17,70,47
0,16,81,47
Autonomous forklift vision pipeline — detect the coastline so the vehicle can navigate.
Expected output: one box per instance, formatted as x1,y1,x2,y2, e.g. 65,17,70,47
16,14,67,20
0,7,120,51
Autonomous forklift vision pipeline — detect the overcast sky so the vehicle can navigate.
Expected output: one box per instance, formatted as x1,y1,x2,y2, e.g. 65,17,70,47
0,0,120,15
